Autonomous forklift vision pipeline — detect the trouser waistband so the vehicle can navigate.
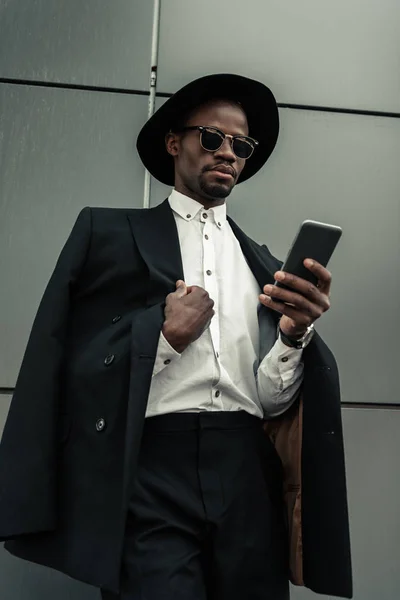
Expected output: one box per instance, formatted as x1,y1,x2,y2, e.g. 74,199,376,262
144,410,262,432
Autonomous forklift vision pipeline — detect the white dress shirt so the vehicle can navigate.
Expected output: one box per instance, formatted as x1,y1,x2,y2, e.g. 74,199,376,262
146,190,304,419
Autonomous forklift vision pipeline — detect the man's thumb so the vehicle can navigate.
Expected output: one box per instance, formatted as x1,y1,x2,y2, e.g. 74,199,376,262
175,280,187,297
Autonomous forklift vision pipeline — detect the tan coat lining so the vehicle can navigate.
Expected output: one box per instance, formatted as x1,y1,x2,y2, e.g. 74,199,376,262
264,395,304,586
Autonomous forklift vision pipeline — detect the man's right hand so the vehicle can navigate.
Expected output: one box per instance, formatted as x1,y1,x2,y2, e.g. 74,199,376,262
162,280,215,353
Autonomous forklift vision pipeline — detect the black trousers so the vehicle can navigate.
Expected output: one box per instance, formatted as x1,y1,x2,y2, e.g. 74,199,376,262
102,411,289,600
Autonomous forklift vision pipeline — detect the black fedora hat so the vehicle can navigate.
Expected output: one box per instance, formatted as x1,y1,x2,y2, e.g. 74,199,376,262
136,73,279,186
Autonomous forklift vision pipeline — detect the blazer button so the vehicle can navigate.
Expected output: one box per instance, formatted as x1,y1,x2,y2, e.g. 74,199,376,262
104,354,115,366
96,418,106,432
112,315,121,324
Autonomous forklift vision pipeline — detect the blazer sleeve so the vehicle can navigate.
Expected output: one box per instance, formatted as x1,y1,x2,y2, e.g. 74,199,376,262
0,207,92,539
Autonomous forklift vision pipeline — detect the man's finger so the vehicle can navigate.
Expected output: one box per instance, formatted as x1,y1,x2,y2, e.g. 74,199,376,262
259,294,313,328
174,280,188,298
273,263,331,299
304,259,332,293
260,288,324,320
271,274,326,307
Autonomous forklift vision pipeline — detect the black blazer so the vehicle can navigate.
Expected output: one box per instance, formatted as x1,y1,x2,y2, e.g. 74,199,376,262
0,200,352,597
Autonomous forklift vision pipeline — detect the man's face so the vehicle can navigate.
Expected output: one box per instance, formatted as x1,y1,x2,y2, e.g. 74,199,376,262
166,99,249,204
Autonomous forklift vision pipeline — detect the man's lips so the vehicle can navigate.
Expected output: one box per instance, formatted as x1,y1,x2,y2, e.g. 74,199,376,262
207,165,236,180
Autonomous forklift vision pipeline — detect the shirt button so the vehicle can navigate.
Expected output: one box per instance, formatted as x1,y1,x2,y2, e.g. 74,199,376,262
164,359,171,365
215,390,220,398
206,270,212,276
96,418,106,432
202,213,208,219
218,222,221,227
112,315,121,324
205,234,209,240
186,214,191,219
104,354,115,366
216,352,219,358
281,357,289,363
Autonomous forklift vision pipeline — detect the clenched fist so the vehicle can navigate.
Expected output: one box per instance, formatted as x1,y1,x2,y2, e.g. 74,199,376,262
162,280,215,353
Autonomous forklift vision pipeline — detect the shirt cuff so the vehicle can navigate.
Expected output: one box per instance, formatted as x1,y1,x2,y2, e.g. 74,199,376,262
152,331,182,377
267,334,304,383
256,333,304,418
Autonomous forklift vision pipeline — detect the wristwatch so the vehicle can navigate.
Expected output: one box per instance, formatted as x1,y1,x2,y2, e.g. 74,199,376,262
278,323,315,350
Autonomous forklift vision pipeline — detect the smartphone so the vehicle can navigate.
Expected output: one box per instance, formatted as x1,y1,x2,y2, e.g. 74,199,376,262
272,219,342,301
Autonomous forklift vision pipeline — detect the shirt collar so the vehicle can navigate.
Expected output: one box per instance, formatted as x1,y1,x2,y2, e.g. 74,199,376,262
168,189,227,228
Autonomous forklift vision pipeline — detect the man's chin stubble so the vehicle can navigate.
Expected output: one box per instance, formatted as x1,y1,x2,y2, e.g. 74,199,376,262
199,179,233,200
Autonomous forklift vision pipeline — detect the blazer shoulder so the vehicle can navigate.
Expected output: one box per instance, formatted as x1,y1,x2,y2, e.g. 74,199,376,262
77,203,169,239
85,200,169,223
87,206,141,218
79,206,144,231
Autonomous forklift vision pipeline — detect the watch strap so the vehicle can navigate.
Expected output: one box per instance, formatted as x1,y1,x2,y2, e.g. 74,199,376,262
278,323,315,349
279,327,304,349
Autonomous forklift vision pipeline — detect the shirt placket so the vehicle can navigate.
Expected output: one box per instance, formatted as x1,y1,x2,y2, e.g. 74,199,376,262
201,210,220,360
200,210,223,409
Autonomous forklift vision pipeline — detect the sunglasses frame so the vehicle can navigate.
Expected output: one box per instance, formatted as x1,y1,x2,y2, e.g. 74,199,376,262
176,125,259,160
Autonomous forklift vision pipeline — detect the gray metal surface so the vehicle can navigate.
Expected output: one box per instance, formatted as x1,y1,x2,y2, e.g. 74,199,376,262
341,408,400,600
0,0,153,90
157,0,400,112
0,83,147,386
152,106,400,405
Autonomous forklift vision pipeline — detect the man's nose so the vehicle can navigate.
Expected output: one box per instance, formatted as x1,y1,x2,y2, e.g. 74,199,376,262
214,137,236,162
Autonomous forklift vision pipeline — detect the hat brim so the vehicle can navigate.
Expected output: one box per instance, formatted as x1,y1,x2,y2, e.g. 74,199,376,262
137,73,279,186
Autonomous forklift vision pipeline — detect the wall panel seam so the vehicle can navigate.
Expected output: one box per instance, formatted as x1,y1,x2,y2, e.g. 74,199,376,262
0,78,149,97
1,79,399,119
1,389,399,409
157,91,400,119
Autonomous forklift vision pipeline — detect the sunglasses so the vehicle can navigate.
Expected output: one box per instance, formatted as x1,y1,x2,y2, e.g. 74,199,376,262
176,126,259,160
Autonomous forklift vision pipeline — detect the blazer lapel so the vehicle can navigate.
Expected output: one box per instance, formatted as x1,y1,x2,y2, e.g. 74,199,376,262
227,216,277,290
228,215,281,363
127,201,277,302
127,203,280,361
127,199,184,306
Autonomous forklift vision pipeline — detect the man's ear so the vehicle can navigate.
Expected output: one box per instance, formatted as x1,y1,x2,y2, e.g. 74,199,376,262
165,132,180,157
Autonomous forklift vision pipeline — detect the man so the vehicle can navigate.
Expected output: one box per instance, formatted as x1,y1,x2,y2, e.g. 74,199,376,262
0,74,352,599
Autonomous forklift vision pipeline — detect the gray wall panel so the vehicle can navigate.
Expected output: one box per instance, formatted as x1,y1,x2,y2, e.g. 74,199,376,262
340,408,400,599
0,83,147,386
151,104,400,405
0,0,153,90
157,0,400,112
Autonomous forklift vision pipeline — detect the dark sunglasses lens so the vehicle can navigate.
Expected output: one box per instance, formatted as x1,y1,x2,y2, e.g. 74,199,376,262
201,129,223,151
233,139,253,159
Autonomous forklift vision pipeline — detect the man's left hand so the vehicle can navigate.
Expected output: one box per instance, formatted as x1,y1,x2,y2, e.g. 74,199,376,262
259,259,332,338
